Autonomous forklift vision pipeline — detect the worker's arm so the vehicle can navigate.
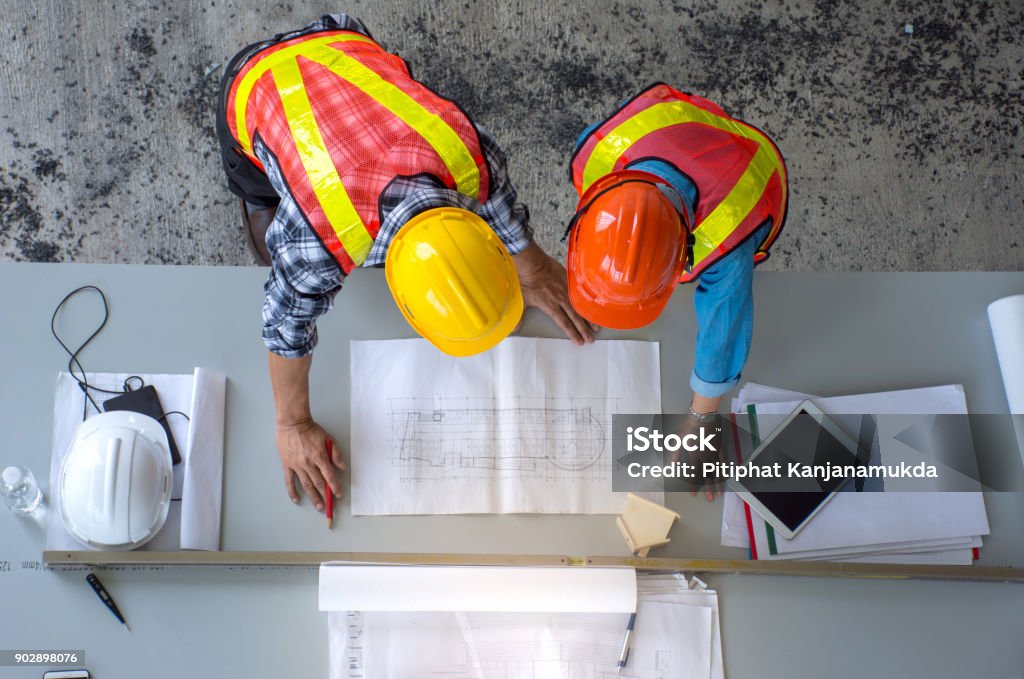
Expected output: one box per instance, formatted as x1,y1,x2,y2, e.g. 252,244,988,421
464,126,594,345
268,351,344,511
261,199,347,511
676,221,772,501
512,241,595,345
691,393,722,415
673,395,725,501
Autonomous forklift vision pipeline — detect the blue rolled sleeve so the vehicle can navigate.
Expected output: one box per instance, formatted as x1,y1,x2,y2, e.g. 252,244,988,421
689,221,771,397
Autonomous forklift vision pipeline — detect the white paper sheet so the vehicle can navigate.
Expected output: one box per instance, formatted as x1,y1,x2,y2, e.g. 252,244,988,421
325,572,718,679
46,369,226,551
750,525,980,562
738,383,971,417
773,535,981,559
628,601,712,679
830,548,975,565
720,492,750,548
318,565,637,613
722,491,982,560
332,611,631,678
727,486,981,565
350,338,661,515
637,574,724,679
726,383,989,562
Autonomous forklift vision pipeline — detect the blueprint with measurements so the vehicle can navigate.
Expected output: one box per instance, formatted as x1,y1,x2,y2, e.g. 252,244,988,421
327,574,720,679
350,338,661,515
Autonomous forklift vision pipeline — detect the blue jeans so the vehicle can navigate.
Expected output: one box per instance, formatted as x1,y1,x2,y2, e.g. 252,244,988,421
690,221,771,397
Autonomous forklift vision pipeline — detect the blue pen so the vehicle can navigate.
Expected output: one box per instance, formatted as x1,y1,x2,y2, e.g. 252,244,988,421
616,612,636,672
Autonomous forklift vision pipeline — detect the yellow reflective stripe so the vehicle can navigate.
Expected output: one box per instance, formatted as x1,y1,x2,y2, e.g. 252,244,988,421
582,100,779,190
691,144,775,265
581,99,786,265
233,33,373,153
301,44,480,198
273,59,373,265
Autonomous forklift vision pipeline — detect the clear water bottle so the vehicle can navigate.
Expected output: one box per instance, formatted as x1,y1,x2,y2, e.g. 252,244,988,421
1,466,43,515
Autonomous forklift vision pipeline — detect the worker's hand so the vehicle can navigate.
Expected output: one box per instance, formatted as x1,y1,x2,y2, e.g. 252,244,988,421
512,242,596,345
671,412,724,502
275,418,345,512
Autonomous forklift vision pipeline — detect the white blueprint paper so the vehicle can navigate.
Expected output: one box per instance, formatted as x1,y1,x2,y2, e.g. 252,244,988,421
326,573,717,679
350,338,661,515
46,369,226,551
331,611,630,679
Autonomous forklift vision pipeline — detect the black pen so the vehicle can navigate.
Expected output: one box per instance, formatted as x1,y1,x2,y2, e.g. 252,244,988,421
86,573,130,632
616,612,636,672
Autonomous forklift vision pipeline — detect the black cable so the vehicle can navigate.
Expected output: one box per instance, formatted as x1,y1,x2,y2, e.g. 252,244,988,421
159,410,191,423
50,285,145,420
123,375,144,392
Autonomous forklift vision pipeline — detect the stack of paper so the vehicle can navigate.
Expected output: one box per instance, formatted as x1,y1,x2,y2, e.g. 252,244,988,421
320,565,723,679
632,573,724,679
721,383,990,565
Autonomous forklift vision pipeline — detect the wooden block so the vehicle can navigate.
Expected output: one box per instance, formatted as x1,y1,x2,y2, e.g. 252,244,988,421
636,539,671,559
617,493,680,556
616,515,640,554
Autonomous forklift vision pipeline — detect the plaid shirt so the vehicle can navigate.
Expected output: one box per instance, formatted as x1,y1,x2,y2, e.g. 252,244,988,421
253,16,532,358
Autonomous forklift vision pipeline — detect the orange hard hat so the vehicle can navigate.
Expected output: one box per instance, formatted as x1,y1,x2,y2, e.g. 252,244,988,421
564,170,691,329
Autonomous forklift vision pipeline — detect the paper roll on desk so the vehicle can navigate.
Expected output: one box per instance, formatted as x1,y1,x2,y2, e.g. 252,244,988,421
319,565,637,613
988,294,1024,461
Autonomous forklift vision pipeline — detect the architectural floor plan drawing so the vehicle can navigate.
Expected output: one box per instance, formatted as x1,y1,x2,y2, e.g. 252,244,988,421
389,396,612,483
350,338,662,515
327,575,721,679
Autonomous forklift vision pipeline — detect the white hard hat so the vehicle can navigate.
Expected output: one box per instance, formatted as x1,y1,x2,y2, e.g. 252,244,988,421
59,411,173,550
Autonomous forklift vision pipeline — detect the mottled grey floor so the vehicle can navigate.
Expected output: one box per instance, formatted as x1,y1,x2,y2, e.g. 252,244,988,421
0,0,1021,270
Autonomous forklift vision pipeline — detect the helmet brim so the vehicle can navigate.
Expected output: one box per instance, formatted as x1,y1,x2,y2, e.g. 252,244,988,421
567,271,672,330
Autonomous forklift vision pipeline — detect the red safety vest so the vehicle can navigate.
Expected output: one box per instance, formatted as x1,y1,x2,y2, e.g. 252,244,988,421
570,83,787,282
226,30,491,273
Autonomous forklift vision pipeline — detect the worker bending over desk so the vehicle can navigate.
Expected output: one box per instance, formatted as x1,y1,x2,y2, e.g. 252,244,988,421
215,14,594,513
565,84,789,497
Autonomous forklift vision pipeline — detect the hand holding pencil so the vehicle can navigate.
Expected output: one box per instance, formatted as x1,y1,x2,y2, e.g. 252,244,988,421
275,419,345,512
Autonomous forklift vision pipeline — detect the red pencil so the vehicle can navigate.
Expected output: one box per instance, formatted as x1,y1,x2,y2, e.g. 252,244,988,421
325,438,334,529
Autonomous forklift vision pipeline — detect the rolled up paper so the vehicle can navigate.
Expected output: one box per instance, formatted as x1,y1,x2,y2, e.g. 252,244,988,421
988,294,1024,413
988,294,1024,463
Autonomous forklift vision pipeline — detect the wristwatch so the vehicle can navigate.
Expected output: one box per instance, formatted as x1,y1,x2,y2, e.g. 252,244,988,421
688,403,717,423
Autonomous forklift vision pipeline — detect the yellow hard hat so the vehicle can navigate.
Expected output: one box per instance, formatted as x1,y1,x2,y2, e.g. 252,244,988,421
385,207,523,357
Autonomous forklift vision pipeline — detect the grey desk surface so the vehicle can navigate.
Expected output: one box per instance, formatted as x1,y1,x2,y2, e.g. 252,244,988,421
2,263,1024,678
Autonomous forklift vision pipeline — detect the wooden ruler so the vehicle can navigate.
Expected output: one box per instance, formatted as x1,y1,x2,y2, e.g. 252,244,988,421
42,550,1024,582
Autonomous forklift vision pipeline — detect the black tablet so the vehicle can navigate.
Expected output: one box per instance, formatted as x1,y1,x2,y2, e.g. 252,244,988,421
727,401,867,539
